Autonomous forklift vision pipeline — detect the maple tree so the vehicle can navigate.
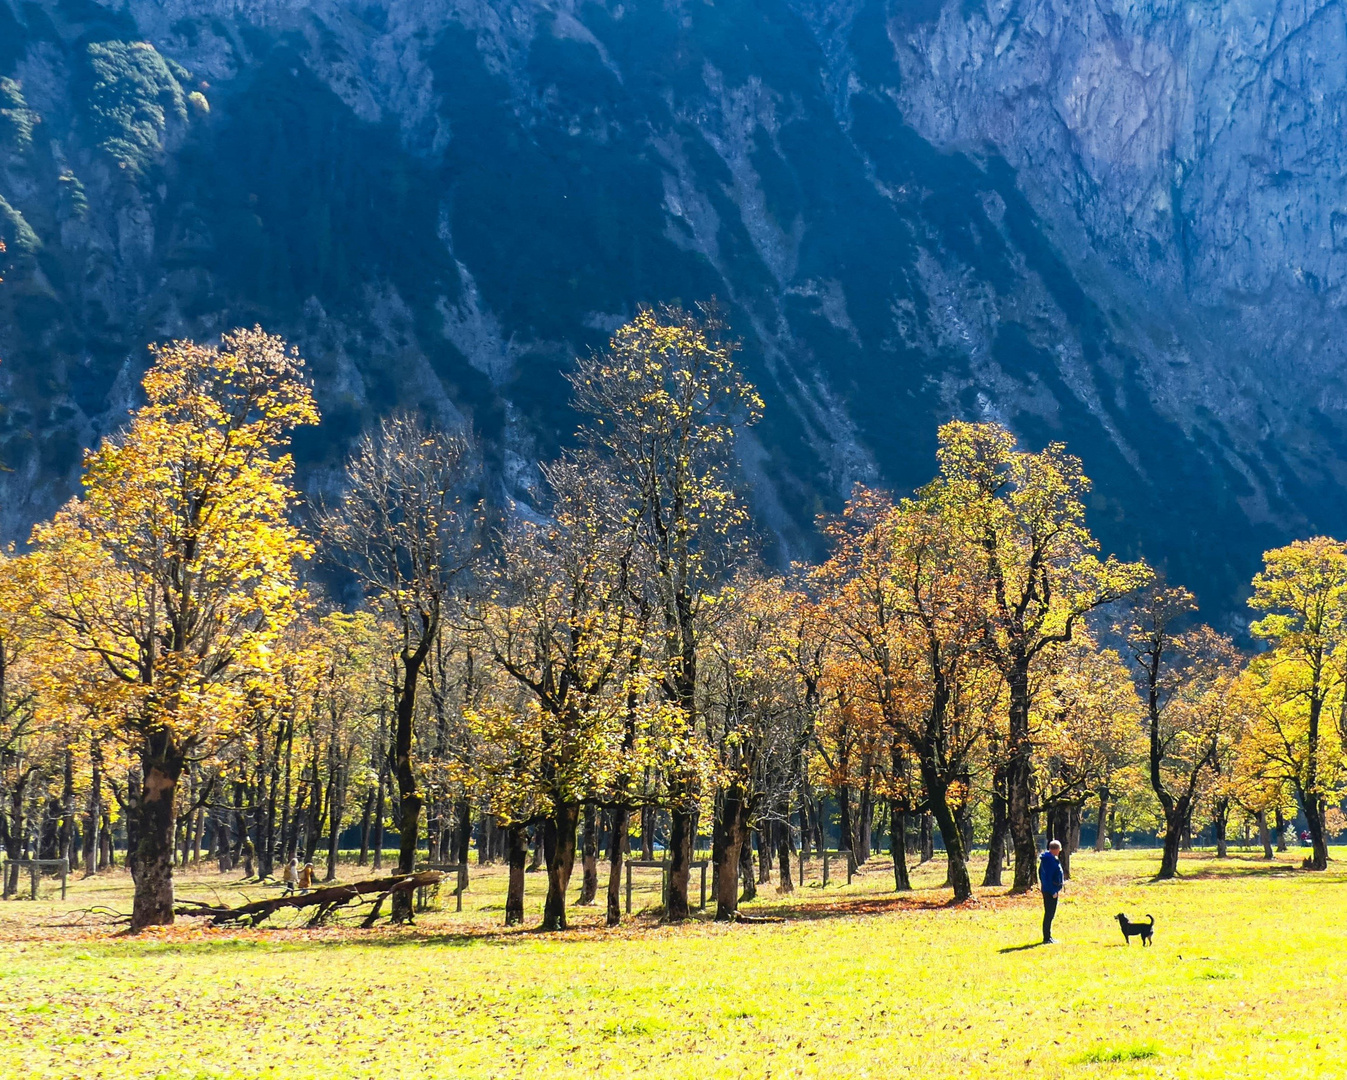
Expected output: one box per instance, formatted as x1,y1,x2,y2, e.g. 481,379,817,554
318,412,480,921
25,328,316,928
925,421,1151,891
568,303,762,922
1242,538,1347,870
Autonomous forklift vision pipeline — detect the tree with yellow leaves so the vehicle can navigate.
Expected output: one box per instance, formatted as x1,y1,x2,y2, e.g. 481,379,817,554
568,303,762,922
1033,636,1144,877
926,421,1152,891
1243,537,1347,870
467,459,661,930
26,328,316,928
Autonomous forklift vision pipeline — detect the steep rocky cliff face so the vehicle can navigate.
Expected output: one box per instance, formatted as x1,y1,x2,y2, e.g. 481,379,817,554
1,0,1343,623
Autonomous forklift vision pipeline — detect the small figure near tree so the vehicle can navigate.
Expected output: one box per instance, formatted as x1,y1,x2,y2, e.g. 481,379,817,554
1039,839,1064,944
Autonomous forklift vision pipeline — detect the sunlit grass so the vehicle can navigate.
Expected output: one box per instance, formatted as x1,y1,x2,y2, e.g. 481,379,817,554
2,847,1345,1078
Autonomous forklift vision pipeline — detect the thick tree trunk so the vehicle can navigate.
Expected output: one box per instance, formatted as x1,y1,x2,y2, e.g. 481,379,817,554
541,802,579,930
667,803,693,922
1257,810,1274,860
505,823,527,926
128,737,186,931
605,806,629,927
924,773,972,903
1157,797,1188,880
578,802,599,905
889,802,911,892
454,801,472,866
1302,793,1329,871
713,794,748,920
1275,807,1287,852
920,812,934,863
757,826,771,885
1213,797,1230,858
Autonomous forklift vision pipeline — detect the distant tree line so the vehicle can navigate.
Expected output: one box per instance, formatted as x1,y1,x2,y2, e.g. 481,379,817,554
0,310,1342,931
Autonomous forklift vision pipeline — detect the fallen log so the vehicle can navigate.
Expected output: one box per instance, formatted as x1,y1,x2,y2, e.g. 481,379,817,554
175,871,444,926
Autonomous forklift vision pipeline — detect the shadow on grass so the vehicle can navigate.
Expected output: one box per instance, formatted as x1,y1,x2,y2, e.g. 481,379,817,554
1148,862,1301,883
997,941,1045,953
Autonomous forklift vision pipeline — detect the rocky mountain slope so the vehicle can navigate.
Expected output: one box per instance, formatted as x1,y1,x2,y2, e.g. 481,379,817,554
2,0,1344,623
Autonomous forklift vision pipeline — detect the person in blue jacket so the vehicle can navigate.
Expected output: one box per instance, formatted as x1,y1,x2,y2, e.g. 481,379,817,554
1039,840,1064,944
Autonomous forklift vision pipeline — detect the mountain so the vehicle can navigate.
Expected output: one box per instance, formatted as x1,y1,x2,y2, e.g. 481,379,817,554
2,0,1344,626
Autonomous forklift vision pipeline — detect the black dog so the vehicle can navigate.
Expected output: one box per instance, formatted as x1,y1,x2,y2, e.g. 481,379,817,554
1116,913,1154,946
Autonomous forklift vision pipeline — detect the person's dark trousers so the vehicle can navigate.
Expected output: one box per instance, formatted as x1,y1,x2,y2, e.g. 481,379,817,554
1042,893,1058,942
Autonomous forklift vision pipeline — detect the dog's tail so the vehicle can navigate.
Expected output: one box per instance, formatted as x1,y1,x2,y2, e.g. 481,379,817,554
1147,914,1154,926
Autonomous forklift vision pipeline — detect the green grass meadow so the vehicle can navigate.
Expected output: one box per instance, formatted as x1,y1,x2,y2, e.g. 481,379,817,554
1,848,1343,1079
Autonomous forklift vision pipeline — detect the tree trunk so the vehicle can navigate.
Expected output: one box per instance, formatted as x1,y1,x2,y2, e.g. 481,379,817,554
713,793,748,920
1302,793,1329,871
59,750,75,869
757,826,771,885
1257,809,1274,860
528,826,544,871
737,828,756,903
454,801,472,866
640,805,654,861
1006,666,1038,892
1213,797,1230,858
505,823,527,926
325,764,344,881
371,773,386,872
83,748,103,876
837,786,855,863
357,788,374,867
857,785,873,864
889,802,911,891
982,763,1009,886
128,737,186,930
667,803,693,922
1275,806,1287,852
1093,787,1110,852
920,812,934,863
578,802,599,905
924,773,972,903
390,650,427,924
1157,797,1188,880
776,819,794,893
605,806,629,927
477,811,493,865
541,802,579,930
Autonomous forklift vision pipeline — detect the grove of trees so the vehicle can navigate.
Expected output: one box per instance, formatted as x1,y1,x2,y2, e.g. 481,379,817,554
0,309,1342,930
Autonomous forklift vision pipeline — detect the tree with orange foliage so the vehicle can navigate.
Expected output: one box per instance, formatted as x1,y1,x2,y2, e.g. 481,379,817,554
814,486,1000,902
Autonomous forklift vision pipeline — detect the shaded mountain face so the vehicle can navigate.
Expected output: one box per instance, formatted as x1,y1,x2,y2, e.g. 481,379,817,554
1,0,1343,625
